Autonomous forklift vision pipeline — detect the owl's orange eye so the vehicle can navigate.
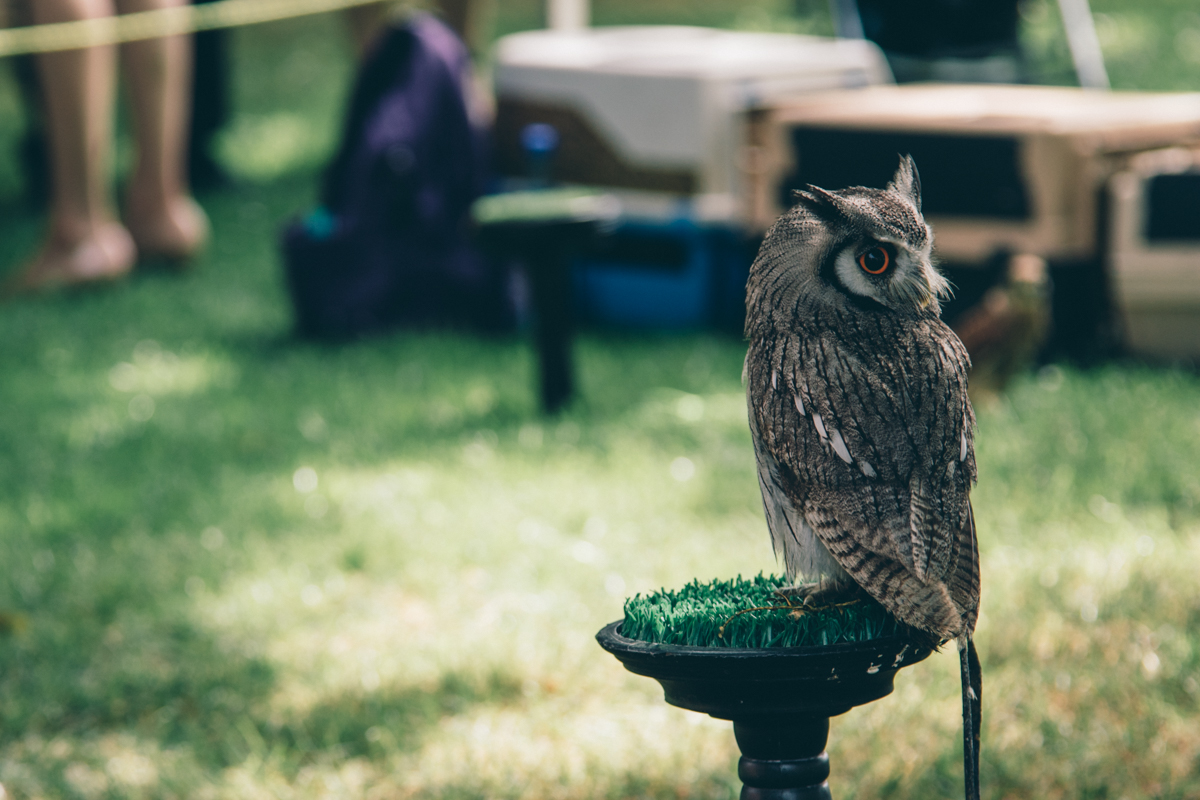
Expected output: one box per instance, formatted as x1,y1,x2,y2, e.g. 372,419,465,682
858,247,890,275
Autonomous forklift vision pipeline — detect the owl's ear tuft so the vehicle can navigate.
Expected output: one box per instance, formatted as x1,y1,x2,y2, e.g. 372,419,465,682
793,184,847,218
889,155,922,211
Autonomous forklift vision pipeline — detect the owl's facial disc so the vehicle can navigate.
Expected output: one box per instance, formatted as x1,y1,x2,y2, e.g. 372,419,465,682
832,237,949,314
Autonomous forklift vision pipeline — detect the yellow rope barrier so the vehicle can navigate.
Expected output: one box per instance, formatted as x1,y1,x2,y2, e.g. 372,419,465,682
0,0,392,57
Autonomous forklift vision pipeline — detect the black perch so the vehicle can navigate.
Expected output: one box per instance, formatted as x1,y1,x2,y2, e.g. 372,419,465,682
597,622,933,799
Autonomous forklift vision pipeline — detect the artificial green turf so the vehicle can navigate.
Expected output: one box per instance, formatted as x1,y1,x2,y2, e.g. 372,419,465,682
622,574,904,648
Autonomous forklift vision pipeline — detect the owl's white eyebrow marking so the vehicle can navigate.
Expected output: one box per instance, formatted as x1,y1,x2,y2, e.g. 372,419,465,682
812,413,827,440
794,393,805,416
860,460,877,478
830,428,852,464
960,430,968,462
772,369,777,390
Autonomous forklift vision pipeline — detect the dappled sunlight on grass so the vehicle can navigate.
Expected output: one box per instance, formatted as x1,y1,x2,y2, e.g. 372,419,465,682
372,698,736,799
970,527,1200,799
2,733,189,799
62,342,240,451
817,521,1200,799
973,366,1200,534
9,346,1197,797
188,419,777,718
106,341,239,399
215,113,336,184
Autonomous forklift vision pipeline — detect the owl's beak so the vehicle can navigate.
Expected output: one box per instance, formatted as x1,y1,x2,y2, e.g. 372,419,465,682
888,259,947,315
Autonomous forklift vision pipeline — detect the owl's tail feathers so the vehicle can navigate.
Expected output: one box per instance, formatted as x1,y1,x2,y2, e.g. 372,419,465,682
958,633,982,800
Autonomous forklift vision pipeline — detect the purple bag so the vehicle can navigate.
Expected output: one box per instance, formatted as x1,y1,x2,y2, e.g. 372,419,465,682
282,14,514,338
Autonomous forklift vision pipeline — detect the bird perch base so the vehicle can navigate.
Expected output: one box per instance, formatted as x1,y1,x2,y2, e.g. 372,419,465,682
596,621,931,798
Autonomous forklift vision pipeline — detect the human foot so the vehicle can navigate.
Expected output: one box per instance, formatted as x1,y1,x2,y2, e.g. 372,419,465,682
124,194,209,265
4,222,136,297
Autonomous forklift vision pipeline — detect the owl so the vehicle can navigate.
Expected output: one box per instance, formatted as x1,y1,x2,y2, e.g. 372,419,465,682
744,156,981,798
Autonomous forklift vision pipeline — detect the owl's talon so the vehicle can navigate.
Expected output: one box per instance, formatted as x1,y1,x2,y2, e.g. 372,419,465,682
775,582,866,609
772,584,816,606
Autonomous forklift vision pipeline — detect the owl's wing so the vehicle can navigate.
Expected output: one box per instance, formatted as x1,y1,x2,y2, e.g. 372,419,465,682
749,405,844,583
747,323,979,637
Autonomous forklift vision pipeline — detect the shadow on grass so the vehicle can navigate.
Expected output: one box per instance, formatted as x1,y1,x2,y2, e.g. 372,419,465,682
245,670,524,766
0,611,275,754
1,607,523,776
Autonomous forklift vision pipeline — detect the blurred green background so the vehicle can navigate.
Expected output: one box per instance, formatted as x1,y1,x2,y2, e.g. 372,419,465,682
2,1,1200,798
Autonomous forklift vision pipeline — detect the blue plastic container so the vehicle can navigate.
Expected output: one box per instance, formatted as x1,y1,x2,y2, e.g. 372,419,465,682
572,219,752,330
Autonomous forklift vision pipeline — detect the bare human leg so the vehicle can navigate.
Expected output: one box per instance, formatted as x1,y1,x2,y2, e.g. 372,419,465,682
118,0,208,264
10,0,136,294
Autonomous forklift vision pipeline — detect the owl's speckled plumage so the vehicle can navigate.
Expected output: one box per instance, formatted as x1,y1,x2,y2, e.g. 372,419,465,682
744,156,979,643
744,157,982,797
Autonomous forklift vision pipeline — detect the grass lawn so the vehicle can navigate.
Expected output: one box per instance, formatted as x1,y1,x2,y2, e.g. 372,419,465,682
2,2,1200,798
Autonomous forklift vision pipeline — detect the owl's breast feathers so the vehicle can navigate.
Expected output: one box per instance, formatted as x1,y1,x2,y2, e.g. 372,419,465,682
746,309,980,640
